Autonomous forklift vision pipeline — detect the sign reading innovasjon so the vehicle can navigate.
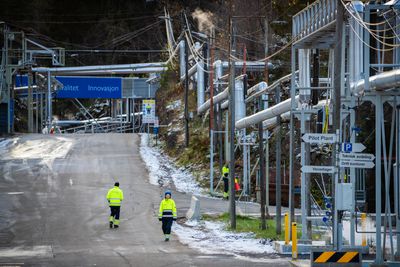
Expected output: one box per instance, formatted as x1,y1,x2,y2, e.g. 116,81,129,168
55,76,122,99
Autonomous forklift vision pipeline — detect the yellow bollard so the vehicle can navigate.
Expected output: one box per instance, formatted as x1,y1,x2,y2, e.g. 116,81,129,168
284,213,289,245
292,222,298,260
361,213,366,246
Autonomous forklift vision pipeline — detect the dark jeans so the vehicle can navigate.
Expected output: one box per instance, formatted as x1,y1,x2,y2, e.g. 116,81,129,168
223,177,229,193
110,206,120,220
161,217,173,234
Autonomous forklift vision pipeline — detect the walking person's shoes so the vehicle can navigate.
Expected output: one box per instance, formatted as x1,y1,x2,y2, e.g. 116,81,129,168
109,222,113,229
164,235,170,241
114,225,119,229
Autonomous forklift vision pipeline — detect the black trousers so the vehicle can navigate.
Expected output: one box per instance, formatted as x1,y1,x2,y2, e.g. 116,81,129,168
223,177,229,193
110,206,120,220
161,217,173,234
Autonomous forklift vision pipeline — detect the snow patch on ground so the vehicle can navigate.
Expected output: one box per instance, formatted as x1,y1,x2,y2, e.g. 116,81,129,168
0,138,19,150
139,134,203,195
166,100,181,111
174,220,276,256
0,136,73,169
6,137,72,160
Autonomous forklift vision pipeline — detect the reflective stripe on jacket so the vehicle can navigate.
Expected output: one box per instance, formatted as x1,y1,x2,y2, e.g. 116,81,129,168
107,186,124,206
158,199,177,219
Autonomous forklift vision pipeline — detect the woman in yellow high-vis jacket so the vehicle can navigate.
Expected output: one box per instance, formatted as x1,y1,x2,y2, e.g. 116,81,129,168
158,191,177,241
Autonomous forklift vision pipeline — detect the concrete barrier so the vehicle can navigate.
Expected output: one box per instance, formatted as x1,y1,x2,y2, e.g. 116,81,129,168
186,196,201,221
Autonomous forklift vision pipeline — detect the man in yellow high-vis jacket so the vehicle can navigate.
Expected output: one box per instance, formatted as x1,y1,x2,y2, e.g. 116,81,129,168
158,191,177,241
107,182,124,229
222,162,230,199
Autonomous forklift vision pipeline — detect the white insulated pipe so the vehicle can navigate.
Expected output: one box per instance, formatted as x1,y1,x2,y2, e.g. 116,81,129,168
299,49,311,100
235,95,300,130
247,81,268,96
246,71,298,103
213,61,273,70
197,59,205,107
221,100,229,110
352,69,400,96
262,99,329,130
349,1,364,86
33,62,166,73
235,77,245,122
197,75,245,115
198,87,229,114
179,40,186,78
56,67,167,75
215,81,268,110
180,64,197,81
215,60,223,81
263,111,291,130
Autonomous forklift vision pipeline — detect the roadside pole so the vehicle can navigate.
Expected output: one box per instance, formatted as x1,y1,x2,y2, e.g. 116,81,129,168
228,13,236,230
332,0,344,250
259,95,266,230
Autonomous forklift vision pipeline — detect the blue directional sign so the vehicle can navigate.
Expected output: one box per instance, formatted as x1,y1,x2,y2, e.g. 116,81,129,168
341,142,366,153
342,143,352,152
55,76,122,99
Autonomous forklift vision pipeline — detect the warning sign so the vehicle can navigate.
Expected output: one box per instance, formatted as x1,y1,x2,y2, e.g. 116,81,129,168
142,99,156,124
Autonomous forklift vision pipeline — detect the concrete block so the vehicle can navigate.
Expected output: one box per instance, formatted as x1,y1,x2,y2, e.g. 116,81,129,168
274,240,326,255
186,196,201,221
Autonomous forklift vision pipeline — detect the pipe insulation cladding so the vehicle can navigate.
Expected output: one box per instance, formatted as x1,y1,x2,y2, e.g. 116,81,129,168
197,75,245,115
352,69,400,96
197,59,205,107
235,96,299,130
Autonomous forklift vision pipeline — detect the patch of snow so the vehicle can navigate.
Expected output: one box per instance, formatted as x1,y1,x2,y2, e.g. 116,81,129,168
174,220,276,256
0,138,18,150
0,136,73,169
139,134,203,195
166,100,182,111
341,217,397,249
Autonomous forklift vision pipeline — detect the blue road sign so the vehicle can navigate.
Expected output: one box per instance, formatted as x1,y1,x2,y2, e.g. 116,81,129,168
55,76,122,99
342,142,353,152
153,127,159,134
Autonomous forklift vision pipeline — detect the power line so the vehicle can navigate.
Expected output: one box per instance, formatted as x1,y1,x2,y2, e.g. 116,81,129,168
7,15,161,24
65,49,168,53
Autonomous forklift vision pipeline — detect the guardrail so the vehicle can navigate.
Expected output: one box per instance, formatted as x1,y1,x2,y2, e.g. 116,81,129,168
292,0,337,42
60,120,133,134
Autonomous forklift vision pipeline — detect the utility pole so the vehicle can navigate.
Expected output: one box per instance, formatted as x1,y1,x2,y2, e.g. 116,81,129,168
229,12,236,230
276,85,282,235
47,70,52,128
210,44,214,131
258,16,269,230
264,17,270,217
259,95,266,230
28,70,33,133
184,36,190,147
332,0,344,250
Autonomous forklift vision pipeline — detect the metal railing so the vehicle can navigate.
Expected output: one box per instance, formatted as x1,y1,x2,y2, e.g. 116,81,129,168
60,120,133,134
292,0,337,42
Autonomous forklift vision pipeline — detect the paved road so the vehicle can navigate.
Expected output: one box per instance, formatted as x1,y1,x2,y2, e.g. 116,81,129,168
0,134,291,267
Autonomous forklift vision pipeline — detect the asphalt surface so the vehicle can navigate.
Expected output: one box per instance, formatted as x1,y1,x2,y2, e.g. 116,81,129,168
0,134,292,267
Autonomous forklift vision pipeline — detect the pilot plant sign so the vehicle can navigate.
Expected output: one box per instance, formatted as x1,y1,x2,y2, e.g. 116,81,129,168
55,76,122,99
302,133,337,144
